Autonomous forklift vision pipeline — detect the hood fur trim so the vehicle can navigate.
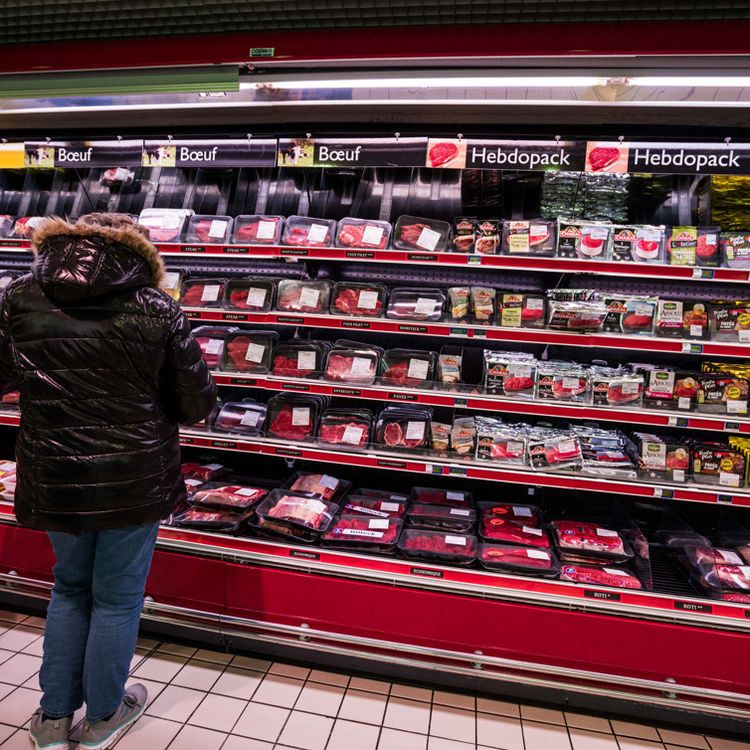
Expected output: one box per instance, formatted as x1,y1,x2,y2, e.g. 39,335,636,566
31,217,166,286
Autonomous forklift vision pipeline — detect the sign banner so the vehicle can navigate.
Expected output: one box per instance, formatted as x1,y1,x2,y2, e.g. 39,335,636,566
458,139,587,171
143,139,277,168
24,140,143,168
277,137,428,168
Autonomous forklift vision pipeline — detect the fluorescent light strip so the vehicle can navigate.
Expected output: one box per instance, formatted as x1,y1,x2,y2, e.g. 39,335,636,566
241,76,607,90
630,76,750,87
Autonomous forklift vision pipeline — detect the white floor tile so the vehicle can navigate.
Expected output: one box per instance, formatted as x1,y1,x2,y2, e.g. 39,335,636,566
0,655,11,669
427,738,474,750
268,662,310,680
277,710,333,750
19,639,43,659
383,696,430,734
337,689,387,725
113,715,180,750
0,728,34,749
172,659,225,691
221,737,273,750
523,720,573,750
188,693,246,732
429,705,476,744
0,688,40,728
169,724,226,750
233,702,289,742
293,682,344,717
250,674,303,709
477,712,525,750
378,726,428,750
0,725,12,745
0,627,43,653
327,719,380,750
0,687,12,704
131,653,188,683
0,655,41,687
144,684,205,723
657,729,710,749
569,728,620,750
211,667,263,701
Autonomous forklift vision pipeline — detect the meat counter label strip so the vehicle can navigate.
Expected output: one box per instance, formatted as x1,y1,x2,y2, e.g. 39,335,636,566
142,139,277,167
460,139,588,171
278,137,428,168
24,140,144,168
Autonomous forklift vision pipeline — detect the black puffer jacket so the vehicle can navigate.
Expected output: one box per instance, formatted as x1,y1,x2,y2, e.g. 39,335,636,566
0,216,217,534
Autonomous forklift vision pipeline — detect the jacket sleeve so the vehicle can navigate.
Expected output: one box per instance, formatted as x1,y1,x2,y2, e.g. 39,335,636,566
162,305,217,424
0,289,16,394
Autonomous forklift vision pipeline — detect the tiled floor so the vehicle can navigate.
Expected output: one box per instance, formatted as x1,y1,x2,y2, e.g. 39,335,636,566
0,608,747,750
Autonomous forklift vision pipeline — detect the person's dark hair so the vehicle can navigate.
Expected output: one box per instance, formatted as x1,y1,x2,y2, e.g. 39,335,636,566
76,212,150,240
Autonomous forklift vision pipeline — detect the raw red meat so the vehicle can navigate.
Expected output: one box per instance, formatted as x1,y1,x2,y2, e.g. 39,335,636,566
181,463,226,481
285,225,331,247
490,442,525,461
504,376,535,393
708,564,750,591
196,336,224,368
320,420,369,446
674,378,699,399
267,494,330,528
688,546,743,566
401,530,477,558
1,391,19,405
383,422,404,446
334,288,383,316
551,378,587,399
481,518,550,548
552,521,628,558
325,354,375,383
235,218,280,244
607,383,642,404
192,219,227,243
569,317,603,330
224,336,268,372
580,235,604,255
381,361,428,387
228,288,270,310
521,307,544,321
322,516,400,545
720,592,750,603
337,223,389,249
560,565,642,589
622,313,653,330
696,234,718,259
399,223,432,248
192,485,267,510
268,406,313,440
484,503,540,524
412,489,470,507
480,545,555,570
181,285,210,306
289,473,340,500
278,288,325,313
588,146,620,172
429,142,459,168
273,354,317,377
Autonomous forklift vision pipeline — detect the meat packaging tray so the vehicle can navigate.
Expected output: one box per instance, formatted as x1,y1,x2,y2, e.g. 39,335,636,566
447,287,471,321
479,517,551,548
214,401,267,436
188,484,269,511
375,408,432,450
265,394,323,441
479,544,561,578
180,278,227,308
471,287,496,322
386,288,446,321
683,545,744,568
162,270,184,301
550,521,634,563
283,471,351,502
324,348,379,385
0,215,14,238
559,564,643,590
654,300,709,339
331,282,387,317
340,495,408,519
484,351,537,399
392,216,451,252
321,515,403,553
474,220,502,255
452,218,475,253
602,296,657,336
547,300,608,332
255,489,338,535
696,373,749,414
556,219,612,261
410,487,473,507
335,218,392,250
221,331,278,373
497,293,546,329
224,279,277,312
527,430,583,471
475,419,527,465
611,225,666,264
186,215,234,244
721,232,750,268
233,215,284,245
193,326,231,368
11,216,45,239
138,208,193,243
590,369,644,408
380,349,436,388
399,529,478,565
272,341,328,378
406,504,476,533
276,280,333,314
281,216,336,247
318,409,372,447
667,226,720,267
172,507,254,532
501,219,556,257
357,488,410,503
710,300,750,342
181,462,229,481
480,502,541,525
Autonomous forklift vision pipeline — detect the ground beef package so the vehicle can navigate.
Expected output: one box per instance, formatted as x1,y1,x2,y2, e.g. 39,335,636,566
399,529,478,565
610,225,666,263
667,226,721,267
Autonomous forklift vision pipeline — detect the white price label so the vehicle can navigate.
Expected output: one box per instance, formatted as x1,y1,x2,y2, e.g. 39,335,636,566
163,271,181,290
717,550,743,564
245,343,266,363
160,214,182,230
523,526,543,536
589,227,610,240
407,358,430,380
562,377,581,390
185,478,203,488
405,421,426,441
114,167,130,181
203,339,223,355
319,474,340,490
527,549,550,560
342,529,383,539
414,297,438,316
307,223,329,243
526,298,544,310
240,410,260,427
558,439,577,454
596,528,619,537
507,364,532,378
246,287,267,308
205,463,223,470
621,381,640,394
378,502,399,512
673,469,686,482
635,304,653,317
513,506,533,517
350,356,373,377
297,350,317,370
678,397,691,410
690,324,703,337
705,234,718,245
357,290,379,310
530,224,548,236
362,225,385,246
416,226,441,251
369,518,390,530
728,400,748,415
292,407,310,426
200,285,221,302
208,219,227,239
446,491,465,501
256,220,277,240
604,568,629,576
299,287,321,308
342,425,365,445
445,535,467,546
739,329,750,343
450,508,471,516
236,487,260,496
720,471,740,487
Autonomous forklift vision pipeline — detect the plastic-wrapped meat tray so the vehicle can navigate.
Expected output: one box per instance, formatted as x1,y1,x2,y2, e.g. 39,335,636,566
380,350,435,388
319,412,371,447
180,279,227,308
550,521,633,562
255,489,338,534
684,545,743,567
479,544,561,578
225,279,276,312
266,399,318,441
214,401,267,436
186,215,233,244
406,504,476,533
324,350,378,385
193,327,228,368
399,529,478,565
181,462,228,481
340,495,408,519
281,216,336,247
560,564,643,590
410,487,472,507
0,215,15,238
501,219,556,257
138,209,191,243
284,471,350,502
221,331,278,374
392,216,451,252
321,515,403,553
357,488,410,503
233,215,284,245
331,282,386,317
336,218,392,249
481,502,540,525
376,412,432,450
480,517,551,548
172,507,254,532
276,280,332,313
188,484,268,511
272,342,325,378
386,288,445,321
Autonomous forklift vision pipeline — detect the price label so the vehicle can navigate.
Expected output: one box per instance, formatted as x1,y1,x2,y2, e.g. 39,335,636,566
369,518,390,530
414,297,438,316
307,223,329,243
358,290,379,310
246,287,267,308
673,469,686,482
407,358,429,380
256,220,277,240
319,475,339,490
350,357,373,377
163,271,181,290
416,227,441,251
245,343,265,363
562,377,581,390
292,407,310,426
208,219,228,239
512,506,532,517
203,339,223,355
200,285,221,303
342,425,365,444
690,324,703,337
381,502,401,512
445,535,467,546
160,213,182,230
240,410,260,427
297,350,317,370
720,471,740,487
527,549,550,560
446,491,465,501
362,225,385,246
450,508,471,516
678,397,691,410
299,287,321,308
739,329,750,343
406,421,426,441
596,528,619,537
523,526,543,536
727,400,748,415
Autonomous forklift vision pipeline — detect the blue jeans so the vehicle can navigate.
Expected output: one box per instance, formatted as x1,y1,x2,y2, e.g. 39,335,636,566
40,523,159,721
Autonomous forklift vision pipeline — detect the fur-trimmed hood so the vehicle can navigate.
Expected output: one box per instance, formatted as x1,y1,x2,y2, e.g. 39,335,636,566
29,216,165,305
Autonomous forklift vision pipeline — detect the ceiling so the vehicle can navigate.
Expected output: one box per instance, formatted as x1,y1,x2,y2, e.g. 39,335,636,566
1,0,749,44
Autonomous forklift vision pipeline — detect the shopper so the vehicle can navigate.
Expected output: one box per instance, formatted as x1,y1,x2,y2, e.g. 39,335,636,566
0,213,216,750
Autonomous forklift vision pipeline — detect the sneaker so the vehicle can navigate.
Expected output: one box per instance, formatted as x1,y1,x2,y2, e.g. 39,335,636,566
78,684,148,750
29,710,72,750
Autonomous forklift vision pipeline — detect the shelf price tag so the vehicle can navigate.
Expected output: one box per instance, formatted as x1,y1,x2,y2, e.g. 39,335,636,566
681,342,703,354
653,488,674,499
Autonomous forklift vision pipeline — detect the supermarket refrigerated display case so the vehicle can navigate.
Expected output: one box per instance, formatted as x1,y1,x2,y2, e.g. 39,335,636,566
3,59,750,734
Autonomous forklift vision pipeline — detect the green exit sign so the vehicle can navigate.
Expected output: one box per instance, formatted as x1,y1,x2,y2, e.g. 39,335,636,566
250,48,275,58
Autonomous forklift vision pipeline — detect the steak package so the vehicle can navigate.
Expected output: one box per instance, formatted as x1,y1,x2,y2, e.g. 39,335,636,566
479,544,561,578
284,471,350,502
331,282,387,317
479,517,551,548
501,219,556,257
654,300,709,339
497,293,546,328
386,288,446,321
696,373,749,414
321,515,403,552
690,442,746,487
602,296,657,335
536,362,589,403
574,425,637,480
684,545,744,568
475,418,527,465
272,341,328,378
172,507,254,532
265,394,323,441
393,216,451,252
399,529,478,565
324,348,379,385
318,408,372,447
255,489,338,535
181,462,229,481
193,326,231,368
547,299,608,331
335,218,392,250
406,504,477,533
556,219,612,261
214,400,267,436
481,502,541,525
380,349,436,388
559,564,642,590
721,232,750,268
527,429,583,471
233,215,284,245
161,270,184,301
281,216,336,247
474,220,502,255
221,331,278,373
410,486,472,507
452,217,476,253
186,215,234,244
0,215,14,238
180,278,227,307
590,368,644,407
550,520,633,563
225,278,277,312
276,279,333,314
375,407,432,450
610,225,666,264
340,495,408,519
709,300,750,343
189,483,268,511
667,226,721,267
138,208,192,243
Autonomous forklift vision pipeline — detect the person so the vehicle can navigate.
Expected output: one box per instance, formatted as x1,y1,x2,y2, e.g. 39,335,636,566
0,213,216,750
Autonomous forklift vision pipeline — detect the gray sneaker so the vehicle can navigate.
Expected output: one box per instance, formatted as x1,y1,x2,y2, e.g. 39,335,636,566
78,684,148,750
29,710,72,750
